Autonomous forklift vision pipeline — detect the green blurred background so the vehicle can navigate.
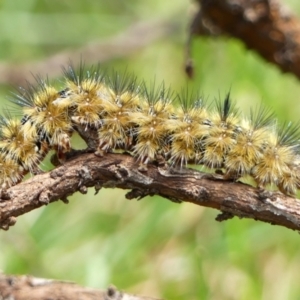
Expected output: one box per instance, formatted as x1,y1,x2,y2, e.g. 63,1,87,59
1,0,300,299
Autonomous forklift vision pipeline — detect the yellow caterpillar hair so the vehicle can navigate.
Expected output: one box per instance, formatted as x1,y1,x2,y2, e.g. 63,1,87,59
132,82,174,169
0,114,42,175
0,153,22,189
165,91,210,167
59,63,105,129
202,93,240,169
12,77,73,162
224,107,274,180
0,63,298,197
96,71,140,156
252,122,300,196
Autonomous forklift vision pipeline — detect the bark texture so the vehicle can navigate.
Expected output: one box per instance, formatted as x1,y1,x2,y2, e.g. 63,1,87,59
0,274,160,300
189,0,300,79
1,151,300,231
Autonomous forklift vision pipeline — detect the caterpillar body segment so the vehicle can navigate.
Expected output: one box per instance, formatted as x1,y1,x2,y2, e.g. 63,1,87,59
97,72,141,155
165,91,210,167
132,82,174,168
252,123,300,196
60,63,106,129
224,107,275,180
202,93,240,169
0,153,23,189
0,116,41,173
12,78,73,162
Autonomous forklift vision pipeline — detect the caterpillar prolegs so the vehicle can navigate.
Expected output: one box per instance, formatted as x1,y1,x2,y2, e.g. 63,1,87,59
2,63,300,197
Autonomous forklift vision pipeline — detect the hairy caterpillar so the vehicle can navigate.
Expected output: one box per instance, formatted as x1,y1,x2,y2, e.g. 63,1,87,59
1,63,299,197
12,77,72,163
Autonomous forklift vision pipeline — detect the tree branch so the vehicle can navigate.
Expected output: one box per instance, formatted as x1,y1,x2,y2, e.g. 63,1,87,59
1,151,300,231
189,0,300,79
0,274,161,300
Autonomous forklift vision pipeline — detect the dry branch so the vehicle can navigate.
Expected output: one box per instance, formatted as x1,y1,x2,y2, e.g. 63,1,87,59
189,0,300,79
1,151,300,231
0,274,161,300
